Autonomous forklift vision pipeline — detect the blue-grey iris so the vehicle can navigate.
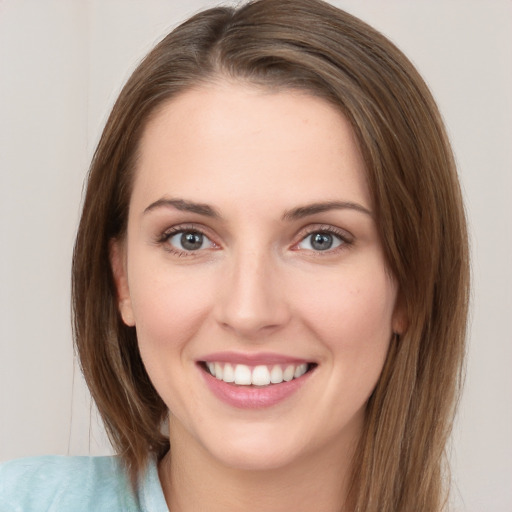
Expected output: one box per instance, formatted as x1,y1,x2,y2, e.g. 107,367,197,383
311,233,333,251
181,232,203,250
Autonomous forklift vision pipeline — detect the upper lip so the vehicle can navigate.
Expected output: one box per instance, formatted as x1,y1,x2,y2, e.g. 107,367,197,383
197,351,312,366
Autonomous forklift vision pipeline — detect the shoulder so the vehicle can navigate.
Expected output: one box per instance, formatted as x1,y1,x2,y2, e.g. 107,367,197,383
0,455,140,512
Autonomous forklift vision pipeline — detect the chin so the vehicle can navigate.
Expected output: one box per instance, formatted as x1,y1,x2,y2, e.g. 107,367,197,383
211,442,301,472
197,422,320,472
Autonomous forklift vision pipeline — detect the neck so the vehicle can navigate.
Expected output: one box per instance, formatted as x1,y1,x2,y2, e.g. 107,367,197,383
158,419,358,512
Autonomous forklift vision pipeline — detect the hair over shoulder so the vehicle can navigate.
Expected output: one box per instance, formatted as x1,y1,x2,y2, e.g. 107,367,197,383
72,1,469,510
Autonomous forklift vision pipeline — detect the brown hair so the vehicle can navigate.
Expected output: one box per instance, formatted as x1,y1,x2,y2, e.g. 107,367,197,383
72,1,469,510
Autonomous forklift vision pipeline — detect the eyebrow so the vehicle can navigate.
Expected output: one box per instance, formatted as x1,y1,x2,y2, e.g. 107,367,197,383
282,201,372,221
143,198,221,218
143,197,371,221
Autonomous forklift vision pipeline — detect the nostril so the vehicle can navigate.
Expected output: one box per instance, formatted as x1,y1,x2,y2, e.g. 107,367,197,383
213,271,291,336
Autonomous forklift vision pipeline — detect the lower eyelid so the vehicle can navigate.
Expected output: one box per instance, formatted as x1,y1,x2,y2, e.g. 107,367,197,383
170,231,213,248
297,232,345,251
157,224,351,255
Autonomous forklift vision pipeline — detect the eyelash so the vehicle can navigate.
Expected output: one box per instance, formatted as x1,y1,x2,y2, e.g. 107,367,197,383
293,225,352,254
156,223,353,257
157,224,218,257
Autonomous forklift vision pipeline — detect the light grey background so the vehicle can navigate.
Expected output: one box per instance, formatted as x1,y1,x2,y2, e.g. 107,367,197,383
1,1,511,511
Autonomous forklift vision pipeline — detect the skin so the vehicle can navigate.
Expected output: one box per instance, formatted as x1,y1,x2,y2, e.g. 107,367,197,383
111,82,405,511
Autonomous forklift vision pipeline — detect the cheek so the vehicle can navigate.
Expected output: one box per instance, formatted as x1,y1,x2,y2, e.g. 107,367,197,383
127,264,217,416
293,265,396,438
128,263,215,358
294,263,396,361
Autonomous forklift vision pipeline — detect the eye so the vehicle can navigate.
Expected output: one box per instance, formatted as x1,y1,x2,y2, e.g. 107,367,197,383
167,230,215,252
297,231,344,251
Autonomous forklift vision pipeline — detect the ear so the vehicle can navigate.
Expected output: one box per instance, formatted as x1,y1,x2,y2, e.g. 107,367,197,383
109,239,135,327
392,294,408,336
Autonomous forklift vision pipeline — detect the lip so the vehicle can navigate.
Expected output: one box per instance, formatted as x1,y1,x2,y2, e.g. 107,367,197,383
198,351,310,366
197,354,315,409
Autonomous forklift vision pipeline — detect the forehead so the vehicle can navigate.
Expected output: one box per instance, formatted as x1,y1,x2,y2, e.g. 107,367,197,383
131,82,370,213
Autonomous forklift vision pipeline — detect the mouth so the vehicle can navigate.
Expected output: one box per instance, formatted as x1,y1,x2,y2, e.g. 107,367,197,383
199,361,317,387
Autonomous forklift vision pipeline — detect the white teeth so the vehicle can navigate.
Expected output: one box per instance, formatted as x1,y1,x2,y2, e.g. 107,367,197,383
206,361,311,386
234,364,252,385
270,365,283,384
294,363,308,378
283,365,295,382
252,365,271,386
214,362,223,380
223,363,235,383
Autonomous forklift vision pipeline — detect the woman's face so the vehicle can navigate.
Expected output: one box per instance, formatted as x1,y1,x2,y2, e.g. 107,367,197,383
113,82,404,471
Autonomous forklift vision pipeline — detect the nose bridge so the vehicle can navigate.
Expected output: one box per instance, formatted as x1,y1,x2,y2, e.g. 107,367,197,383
215,241,289,337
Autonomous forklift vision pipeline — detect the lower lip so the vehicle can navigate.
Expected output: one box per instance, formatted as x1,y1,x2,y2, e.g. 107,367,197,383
200,366,313,409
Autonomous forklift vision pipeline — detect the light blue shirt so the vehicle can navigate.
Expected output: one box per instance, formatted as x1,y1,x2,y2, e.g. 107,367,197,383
0,455,169,511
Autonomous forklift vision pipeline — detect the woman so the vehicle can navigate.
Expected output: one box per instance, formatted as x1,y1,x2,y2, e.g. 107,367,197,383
0,0,469,511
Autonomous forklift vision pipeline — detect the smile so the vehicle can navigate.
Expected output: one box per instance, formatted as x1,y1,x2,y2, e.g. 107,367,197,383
197,352,317,408
204,362,311,386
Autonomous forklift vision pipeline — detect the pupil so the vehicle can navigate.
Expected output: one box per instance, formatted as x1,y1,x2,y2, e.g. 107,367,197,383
311,233,332,251
181,232,203,250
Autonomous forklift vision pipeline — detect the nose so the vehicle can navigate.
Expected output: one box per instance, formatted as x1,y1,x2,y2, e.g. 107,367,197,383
214,247,291,340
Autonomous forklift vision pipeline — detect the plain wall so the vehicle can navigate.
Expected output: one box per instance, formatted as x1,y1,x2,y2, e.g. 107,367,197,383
1,1,511,511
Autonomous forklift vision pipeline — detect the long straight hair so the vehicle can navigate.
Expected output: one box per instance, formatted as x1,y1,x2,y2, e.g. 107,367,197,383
72,1,470,510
